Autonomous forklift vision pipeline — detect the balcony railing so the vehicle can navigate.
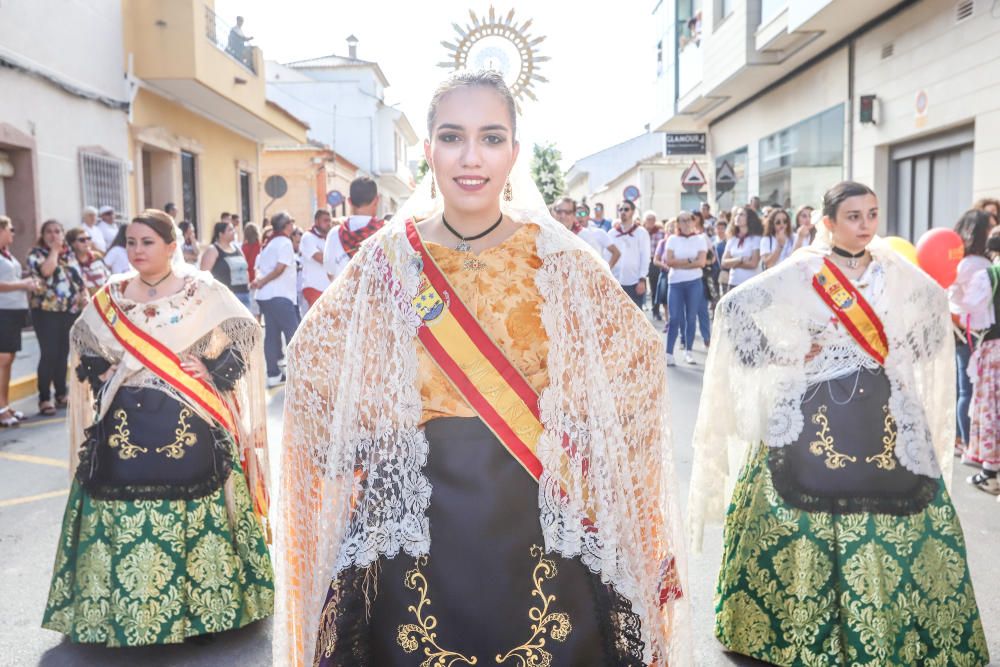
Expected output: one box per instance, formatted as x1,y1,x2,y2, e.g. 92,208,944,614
204,6,256,74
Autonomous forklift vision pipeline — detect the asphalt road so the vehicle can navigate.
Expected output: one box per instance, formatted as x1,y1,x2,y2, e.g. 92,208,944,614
1,336,997,666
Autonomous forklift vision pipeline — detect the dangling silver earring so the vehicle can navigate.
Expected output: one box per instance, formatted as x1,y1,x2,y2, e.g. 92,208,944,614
503,180,513,202
430,174,437,199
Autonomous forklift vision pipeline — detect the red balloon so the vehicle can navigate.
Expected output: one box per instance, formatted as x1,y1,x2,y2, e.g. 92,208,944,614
916,228,965,288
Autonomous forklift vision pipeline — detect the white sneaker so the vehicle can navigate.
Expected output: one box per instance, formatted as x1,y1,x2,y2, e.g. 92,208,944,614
266,374,285,388
684,350,695,364
666,354,676,367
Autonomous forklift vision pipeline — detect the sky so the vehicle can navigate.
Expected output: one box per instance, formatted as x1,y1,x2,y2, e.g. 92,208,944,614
215,0,661,167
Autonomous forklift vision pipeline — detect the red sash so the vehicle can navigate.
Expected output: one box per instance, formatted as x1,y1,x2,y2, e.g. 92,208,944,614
339,217,384,258
402,220,683,604
812,258,889,364
405,220,545,479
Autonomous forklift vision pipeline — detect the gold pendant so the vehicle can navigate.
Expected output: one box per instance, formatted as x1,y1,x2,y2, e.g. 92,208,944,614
463,255,485,272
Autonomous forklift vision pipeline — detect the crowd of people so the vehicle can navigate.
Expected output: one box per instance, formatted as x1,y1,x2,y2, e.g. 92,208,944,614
0,176,389,420
551,192,821,366
19,68,995,667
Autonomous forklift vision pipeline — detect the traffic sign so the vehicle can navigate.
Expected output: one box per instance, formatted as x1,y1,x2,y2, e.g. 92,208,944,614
623,185,641,202
681,161,707,189
327,190,345,207
715,160,736,192
264,175,287,199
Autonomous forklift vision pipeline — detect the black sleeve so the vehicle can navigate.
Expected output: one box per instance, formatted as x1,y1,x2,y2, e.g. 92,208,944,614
202,346,247,392
76,355,113,393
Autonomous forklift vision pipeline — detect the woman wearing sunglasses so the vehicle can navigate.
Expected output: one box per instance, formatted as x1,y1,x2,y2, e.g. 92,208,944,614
65,227,111,296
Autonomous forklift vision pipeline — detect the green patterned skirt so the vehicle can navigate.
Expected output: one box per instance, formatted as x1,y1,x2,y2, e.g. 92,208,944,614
716,444,989,667
42,470,273,647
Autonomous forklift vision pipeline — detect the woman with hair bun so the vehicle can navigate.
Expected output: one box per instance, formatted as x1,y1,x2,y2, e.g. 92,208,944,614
42,209,273,646
278,71,690,666
691,182,988,666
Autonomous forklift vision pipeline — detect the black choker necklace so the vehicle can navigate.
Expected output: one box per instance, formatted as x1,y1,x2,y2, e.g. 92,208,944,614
831,246,866,269
139,270,172,297
441,213,504,253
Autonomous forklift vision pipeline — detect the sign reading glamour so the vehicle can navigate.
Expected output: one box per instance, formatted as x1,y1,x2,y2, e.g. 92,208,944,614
665,133,707,155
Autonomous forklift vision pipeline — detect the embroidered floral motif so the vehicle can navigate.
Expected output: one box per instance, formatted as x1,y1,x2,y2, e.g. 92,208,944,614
108,409,147,459
396,555,479,666
714,445,988,666
865,406,898,470
154,408,198,459
808,405,857,469
493,545,572,667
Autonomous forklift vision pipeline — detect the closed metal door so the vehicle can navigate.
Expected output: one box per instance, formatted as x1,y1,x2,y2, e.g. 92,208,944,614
890,127,974,241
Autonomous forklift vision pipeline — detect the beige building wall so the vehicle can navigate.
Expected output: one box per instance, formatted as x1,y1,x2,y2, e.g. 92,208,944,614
710,47,850,205
129,89,259,237
852,1,1000,204
702,1,999,233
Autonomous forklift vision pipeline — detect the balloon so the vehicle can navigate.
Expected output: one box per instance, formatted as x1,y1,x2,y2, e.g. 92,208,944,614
916,228,964,289
883,236,917,264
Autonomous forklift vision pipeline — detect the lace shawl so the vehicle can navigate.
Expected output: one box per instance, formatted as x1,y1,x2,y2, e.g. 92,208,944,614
277,216,691,667
688,237,956,551
66,271,270,526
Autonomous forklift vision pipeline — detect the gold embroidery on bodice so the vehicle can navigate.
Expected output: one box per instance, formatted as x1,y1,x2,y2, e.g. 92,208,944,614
107,407,198,460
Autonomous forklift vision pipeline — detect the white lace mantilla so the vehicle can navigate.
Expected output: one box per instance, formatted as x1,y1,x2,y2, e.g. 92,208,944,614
688,237,956,551
277,181,691,666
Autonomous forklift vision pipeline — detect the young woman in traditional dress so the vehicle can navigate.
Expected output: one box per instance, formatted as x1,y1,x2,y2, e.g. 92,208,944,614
690,181,989,666
42,209,273,646
277,70,690,667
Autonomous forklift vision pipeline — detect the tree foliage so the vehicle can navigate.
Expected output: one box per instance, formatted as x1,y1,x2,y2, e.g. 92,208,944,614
530,143,565,206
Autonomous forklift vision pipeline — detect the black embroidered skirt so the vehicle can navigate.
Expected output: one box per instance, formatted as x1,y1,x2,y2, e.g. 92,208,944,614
767,367,938,515
314,417,645,667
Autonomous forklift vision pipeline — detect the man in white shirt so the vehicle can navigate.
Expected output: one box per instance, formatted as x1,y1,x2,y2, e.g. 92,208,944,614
552,198,620,269
250,211,300,386
300,209,332,309
96,206,119,250
324,177,383,280
610,199,651,308
79,206,107,253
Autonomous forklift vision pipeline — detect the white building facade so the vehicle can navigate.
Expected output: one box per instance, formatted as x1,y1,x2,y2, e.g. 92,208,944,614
654,0,1000,240
566,132,711,219
0,0,130,256
265,38,417,213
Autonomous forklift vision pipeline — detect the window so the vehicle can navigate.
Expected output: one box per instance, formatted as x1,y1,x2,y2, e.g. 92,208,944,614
239,170,252,225
717,0,734,23
715,147,748,212
181,151,198,228
758,105,844,210
80,151,127,219
760,0,787,25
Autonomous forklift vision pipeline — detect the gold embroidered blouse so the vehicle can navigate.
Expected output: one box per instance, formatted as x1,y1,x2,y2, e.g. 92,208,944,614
418,224,549,425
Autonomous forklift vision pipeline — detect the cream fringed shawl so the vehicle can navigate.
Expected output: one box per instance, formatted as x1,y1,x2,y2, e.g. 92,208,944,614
277,217,692,667
66,271,271,526
687,237,956,552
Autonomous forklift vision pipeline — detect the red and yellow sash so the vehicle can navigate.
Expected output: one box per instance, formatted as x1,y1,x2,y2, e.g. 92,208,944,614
401,220,682,606
92,286,270,527
812,258,889,365
405,220,545,479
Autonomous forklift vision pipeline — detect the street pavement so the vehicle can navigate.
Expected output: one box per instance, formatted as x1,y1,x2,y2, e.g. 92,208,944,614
1,323,998,666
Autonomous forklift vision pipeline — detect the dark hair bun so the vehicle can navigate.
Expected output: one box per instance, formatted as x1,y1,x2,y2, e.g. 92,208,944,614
132,209,177,244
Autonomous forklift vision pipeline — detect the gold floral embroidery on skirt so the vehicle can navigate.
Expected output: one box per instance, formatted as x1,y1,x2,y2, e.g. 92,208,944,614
396,545,573,666
396,555,479,666
495,545,573,666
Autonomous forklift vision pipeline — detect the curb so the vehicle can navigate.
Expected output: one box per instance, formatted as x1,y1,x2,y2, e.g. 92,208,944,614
10,374,36,403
